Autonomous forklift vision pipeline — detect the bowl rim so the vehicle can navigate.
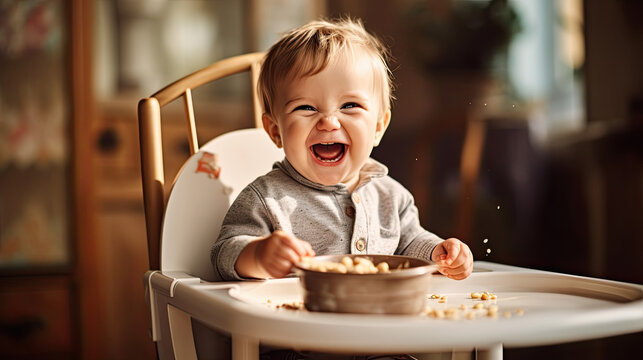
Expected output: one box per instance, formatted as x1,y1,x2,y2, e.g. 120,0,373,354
294,254,439,279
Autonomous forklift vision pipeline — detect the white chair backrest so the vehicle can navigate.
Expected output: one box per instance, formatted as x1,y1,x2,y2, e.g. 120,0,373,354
161,128,283,281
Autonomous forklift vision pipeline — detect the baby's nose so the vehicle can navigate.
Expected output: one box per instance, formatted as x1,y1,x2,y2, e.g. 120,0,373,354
317,114,341,131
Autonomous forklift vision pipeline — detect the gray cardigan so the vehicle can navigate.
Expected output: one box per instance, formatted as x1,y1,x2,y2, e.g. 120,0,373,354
211,158,443,281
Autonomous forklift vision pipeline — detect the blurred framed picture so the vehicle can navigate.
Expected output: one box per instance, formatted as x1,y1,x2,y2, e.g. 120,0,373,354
0,0,72,274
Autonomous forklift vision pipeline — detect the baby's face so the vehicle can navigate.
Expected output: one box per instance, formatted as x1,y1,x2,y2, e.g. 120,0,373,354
265,52,390,190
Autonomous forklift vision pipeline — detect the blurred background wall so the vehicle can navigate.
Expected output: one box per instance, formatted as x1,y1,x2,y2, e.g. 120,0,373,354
0,0,641,359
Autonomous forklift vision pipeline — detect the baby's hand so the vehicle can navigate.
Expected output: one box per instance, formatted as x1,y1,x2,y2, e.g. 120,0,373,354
431,238,473,280
254,230,315,278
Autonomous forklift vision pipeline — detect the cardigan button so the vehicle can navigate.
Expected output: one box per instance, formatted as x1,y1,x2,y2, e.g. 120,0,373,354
352,193,360,204
345,206,355,218
355,238,366,251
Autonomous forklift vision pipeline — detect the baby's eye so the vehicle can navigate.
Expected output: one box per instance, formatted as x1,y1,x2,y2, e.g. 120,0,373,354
293,104,316,112
341,102,361,110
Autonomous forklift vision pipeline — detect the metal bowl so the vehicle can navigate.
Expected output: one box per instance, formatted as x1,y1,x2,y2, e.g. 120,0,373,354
294,254,438,315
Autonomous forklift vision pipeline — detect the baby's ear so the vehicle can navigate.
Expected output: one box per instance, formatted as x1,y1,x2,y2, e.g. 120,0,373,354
262,114,282,148
373,109,391,147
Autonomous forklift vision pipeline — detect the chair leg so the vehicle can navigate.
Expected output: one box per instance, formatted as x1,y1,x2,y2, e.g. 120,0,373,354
475,344,502,360
167,305,197,360
450,350,474,360
232,335,259,360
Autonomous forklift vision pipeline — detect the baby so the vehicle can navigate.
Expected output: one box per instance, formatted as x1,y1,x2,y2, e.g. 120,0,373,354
211,18,473,282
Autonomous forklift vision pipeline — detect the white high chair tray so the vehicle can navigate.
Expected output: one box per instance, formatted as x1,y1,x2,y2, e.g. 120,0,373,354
150,261,643,356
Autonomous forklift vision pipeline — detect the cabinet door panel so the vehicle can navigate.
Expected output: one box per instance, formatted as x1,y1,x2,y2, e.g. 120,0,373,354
0,280,72,358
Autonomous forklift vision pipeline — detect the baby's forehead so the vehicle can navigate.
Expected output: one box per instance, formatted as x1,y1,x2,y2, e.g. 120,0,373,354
285,50,386,94
297,45,379,75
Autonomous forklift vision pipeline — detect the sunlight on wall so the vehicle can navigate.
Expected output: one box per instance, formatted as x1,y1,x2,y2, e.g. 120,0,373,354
162,2,218,82
508,0,585,141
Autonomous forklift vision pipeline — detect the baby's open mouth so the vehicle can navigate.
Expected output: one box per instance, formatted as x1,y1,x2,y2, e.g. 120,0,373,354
311,143,346,163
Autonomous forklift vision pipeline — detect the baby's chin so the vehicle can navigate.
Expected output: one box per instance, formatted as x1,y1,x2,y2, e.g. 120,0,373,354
307,172,345,186
296,166,348,187
309,169,360,189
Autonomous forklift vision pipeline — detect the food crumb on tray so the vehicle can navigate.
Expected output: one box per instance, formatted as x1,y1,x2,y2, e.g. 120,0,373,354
270,301,305,311
423,291,525,320
265,291,526,318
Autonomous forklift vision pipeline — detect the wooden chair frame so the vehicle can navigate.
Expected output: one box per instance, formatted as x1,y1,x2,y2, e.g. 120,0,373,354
137,52,265,271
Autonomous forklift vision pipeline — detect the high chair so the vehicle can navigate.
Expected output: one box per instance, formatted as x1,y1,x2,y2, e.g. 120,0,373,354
138,53,643,360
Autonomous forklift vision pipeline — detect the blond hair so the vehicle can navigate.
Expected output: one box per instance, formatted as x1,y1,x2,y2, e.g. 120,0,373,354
258,18,394,116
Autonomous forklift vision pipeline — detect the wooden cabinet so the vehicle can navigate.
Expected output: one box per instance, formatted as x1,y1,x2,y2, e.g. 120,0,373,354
0,0,97,358
0,277,73,359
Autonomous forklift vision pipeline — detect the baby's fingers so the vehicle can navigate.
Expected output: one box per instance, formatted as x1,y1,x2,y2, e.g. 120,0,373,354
437,241,473,280
448,242,472,269
439,238,461,266
274,230,315,263
266,255,293,274
277,246,303,268
439,266,472,280
302,241,315,257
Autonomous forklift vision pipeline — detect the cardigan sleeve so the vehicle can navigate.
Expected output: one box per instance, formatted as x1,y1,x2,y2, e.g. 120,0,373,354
211,184,274,281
